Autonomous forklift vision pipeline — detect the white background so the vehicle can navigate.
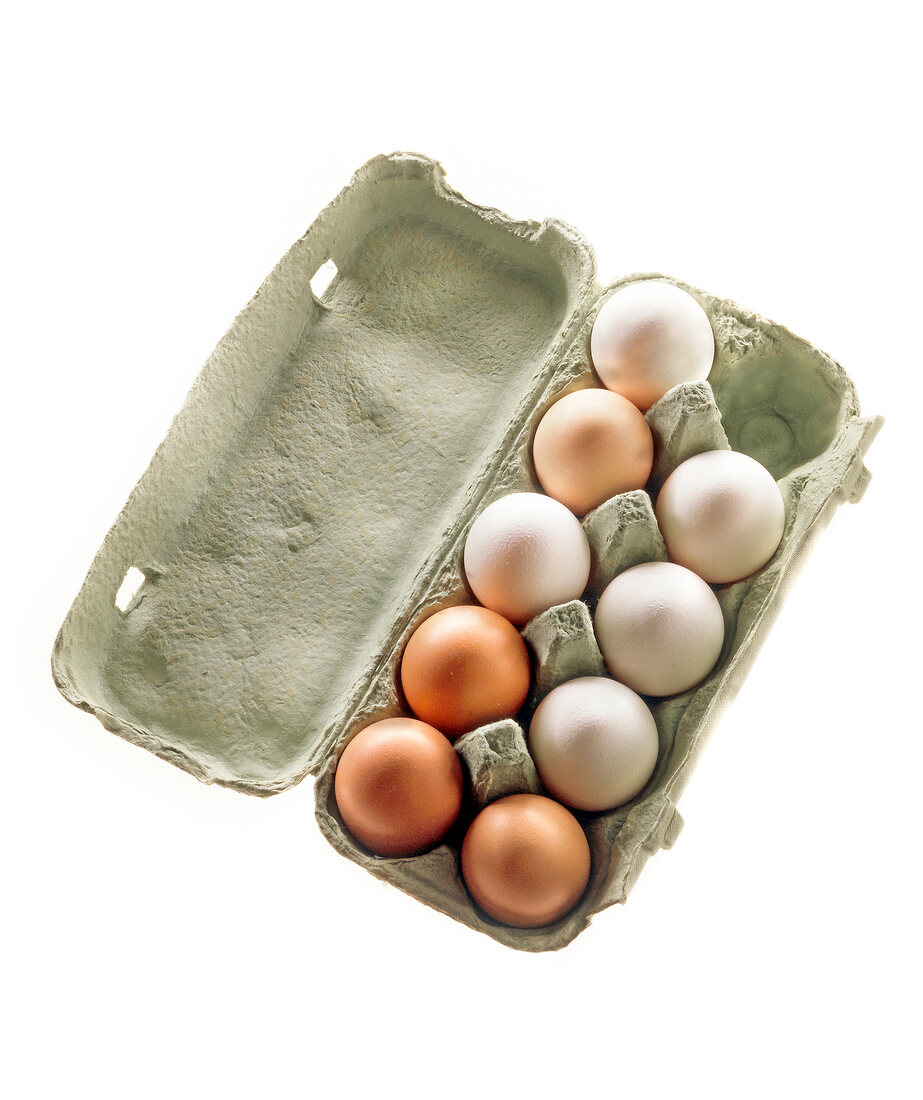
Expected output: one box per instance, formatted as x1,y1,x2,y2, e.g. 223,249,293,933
3,3,920,1098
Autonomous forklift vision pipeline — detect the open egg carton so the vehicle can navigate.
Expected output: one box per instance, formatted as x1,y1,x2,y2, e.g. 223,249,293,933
53,152,881,951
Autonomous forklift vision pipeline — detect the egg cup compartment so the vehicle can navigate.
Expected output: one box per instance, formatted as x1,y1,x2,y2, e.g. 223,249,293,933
54,153,882,952
708,325,848,481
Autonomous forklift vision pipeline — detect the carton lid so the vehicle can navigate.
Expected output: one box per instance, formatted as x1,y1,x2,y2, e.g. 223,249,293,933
52,153,598,793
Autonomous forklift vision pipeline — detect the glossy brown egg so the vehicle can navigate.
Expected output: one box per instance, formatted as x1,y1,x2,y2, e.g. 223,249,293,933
460,794,591,928
532,388,654,515
334,718,464,857
400,605,531,738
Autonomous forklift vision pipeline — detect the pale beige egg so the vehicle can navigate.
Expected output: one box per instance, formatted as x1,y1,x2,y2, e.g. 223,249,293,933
463,492,591,625
655,449,786,583
590,280,715,411
528,676,659,811
594,561,725,697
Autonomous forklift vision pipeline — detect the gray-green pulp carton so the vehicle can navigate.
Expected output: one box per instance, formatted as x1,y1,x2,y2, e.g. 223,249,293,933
52,153,882,951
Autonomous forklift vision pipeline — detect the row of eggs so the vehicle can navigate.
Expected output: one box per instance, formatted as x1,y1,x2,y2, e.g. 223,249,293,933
467,447,786,629
334,279,786,929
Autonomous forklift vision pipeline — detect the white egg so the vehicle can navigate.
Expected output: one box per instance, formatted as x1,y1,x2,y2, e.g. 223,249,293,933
590,280,715,411
656,450,786,584
595,561,725,697
529,676,659,812
463,492,591,625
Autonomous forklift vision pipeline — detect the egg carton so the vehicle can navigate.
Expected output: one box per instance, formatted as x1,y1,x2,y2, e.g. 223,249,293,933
52,152,882,951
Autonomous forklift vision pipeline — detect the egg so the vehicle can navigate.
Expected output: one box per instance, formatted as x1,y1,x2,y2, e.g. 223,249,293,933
590,279,715,411
655,449,787,583
334,718,464,857
595,561,725,697
400,605,531,738
460,794,591,928
528,676,659,811
463,492,591,625
532,388,654,515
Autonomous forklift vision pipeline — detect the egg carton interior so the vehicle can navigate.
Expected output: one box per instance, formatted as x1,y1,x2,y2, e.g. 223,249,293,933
314,276,881,952
52,153,594,795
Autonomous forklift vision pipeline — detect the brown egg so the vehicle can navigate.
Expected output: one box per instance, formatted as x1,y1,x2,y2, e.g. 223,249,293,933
334,718,464,857
461,794,591,928
400,605,531,738
532,388,654,515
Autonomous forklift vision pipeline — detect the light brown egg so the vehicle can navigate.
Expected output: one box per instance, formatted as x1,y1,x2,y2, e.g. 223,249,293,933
532,388,654,515
460,794,591,928
400,605,531,738
334,718,464,857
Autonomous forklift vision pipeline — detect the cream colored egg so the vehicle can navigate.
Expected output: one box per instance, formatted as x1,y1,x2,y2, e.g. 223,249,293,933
594,561,725,697
528,676,659,812
590,280,715,411
463,492,591,626
656,450,786,583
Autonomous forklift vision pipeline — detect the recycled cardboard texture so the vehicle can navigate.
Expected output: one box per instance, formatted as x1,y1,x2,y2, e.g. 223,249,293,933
53,153,882,951
455,721,542,807
53,153,594,791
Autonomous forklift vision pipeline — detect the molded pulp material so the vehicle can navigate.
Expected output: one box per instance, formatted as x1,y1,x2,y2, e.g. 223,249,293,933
53,153,595,792
455,721,542,808
54,153,882,951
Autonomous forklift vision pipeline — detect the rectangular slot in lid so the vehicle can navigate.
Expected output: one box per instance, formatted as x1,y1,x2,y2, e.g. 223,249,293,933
53,154,597,793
